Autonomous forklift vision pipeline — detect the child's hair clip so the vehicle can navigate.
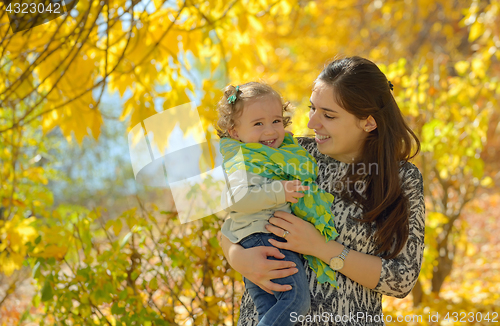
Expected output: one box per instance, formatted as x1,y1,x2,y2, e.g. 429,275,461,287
227,86,240,104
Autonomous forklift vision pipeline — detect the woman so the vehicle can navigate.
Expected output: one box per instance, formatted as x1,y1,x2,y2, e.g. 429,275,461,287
220,56,425,325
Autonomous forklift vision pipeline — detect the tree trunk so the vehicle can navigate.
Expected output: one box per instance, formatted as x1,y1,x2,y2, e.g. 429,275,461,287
412,278,424,307
431,225,457,294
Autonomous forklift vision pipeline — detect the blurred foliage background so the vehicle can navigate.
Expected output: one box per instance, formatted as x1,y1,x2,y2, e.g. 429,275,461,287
0,0,499,324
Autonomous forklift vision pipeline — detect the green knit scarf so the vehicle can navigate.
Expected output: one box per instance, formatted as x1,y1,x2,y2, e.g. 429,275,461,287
220,133,340,287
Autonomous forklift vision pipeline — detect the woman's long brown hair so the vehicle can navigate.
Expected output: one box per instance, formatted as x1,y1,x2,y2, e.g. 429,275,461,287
317,56,420,259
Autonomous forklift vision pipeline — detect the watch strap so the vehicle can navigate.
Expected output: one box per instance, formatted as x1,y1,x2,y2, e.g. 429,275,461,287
339,246,350,261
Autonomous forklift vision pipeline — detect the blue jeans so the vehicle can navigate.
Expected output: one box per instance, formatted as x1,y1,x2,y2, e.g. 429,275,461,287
239,232,310,326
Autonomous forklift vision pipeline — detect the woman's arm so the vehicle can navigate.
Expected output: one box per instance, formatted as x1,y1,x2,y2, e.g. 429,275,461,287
219,233,299,294
265,211,382,289
266,163,425,297
372,164,425,298
313,238,382,289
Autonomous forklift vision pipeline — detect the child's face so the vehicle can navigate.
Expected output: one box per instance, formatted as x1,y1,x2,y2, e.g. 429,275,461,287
229,95,285,149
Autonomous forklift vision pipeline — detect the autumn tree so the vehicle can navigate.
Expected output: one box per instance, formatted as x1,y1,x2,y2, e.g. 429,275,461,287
1,0,304,323
1,0,499,323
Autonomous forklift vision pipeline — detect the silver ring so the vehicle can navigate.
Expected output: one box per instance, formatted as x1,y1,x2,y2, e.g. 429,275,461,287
283,230,290,238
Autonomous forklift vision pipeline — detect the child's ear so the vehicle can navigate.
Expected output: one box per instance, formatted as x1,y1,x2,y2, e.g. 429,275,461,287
228,128,239,140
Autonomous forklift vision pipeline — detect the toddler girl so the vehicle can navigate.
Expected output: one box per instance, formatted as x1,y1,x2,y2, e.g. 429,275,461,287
216,82,338,326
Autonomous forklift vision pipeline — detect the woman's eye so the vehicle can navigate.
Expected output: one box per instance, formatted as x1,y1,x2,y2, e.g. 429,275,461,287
310,105,334,119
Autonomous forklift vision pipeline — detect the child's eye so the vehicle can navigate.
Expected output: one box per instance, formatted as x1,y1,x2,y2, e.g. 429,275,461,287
273,119,282,123
254,122,263,126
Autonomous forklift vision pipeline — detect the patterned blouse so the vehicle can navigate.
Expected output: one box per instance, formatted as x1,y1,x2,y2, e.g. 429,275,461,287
236,137,426,326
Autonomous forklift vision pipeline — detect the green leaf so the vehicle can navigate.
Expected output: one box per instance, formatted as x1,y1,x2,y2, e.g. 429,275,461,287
149,277,158,291
41,280,54,302
19,309,31,323
32,261,41,279
208,237,219,248
77,266,90,281
120,232,132,248
118,289,128,301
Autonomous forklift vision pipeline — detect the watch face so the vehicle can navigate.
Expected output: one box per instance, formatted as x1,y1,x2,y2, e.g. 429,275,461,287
330,257,344,271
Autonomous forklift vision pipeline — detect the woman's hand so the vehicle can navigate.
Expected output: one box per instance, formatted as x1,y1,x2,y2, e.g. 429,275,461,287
265,210,325,257
220,234,299,294
266,211,383,289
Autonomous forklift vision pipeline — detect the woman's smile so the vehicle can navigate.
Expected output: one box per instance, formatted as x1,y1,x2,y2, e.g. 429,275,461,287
315,132,331,143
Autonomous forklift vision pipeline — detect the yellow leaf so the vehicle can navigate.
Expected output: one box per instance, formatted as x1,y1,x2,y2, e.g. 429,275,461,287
0,252,19,276
39,244,68,260
455,61,469,76
304,1,318,14
113,219,123,236
480,176,493,188
238,14,249,33
248,15,263,32
471,58,486,79
469,21,484,42
256,40,269,65
427,212,449,228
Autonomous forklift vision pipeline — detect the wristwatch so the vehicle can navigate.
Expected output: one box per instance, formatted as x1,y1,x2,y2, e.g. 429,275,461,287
329,246,350,271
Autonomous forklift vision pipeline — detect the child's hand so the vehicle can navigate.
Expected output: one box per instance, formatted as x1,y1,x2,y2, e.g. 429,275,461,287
280,180,309,203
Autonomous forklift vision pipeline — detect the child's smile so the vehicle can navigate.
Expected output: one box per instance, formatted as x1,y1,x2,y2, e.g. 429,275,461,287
229,95,286,149
260,139,277,147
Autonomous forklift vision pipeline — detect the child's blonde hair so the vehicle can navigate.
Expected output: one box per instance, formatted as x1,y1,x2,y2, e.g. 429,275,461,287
216,82,293,138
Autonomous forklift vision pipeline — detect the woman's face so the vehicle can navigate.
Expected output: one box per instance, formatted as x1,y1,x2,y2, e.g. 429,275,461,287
307,81,369,163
